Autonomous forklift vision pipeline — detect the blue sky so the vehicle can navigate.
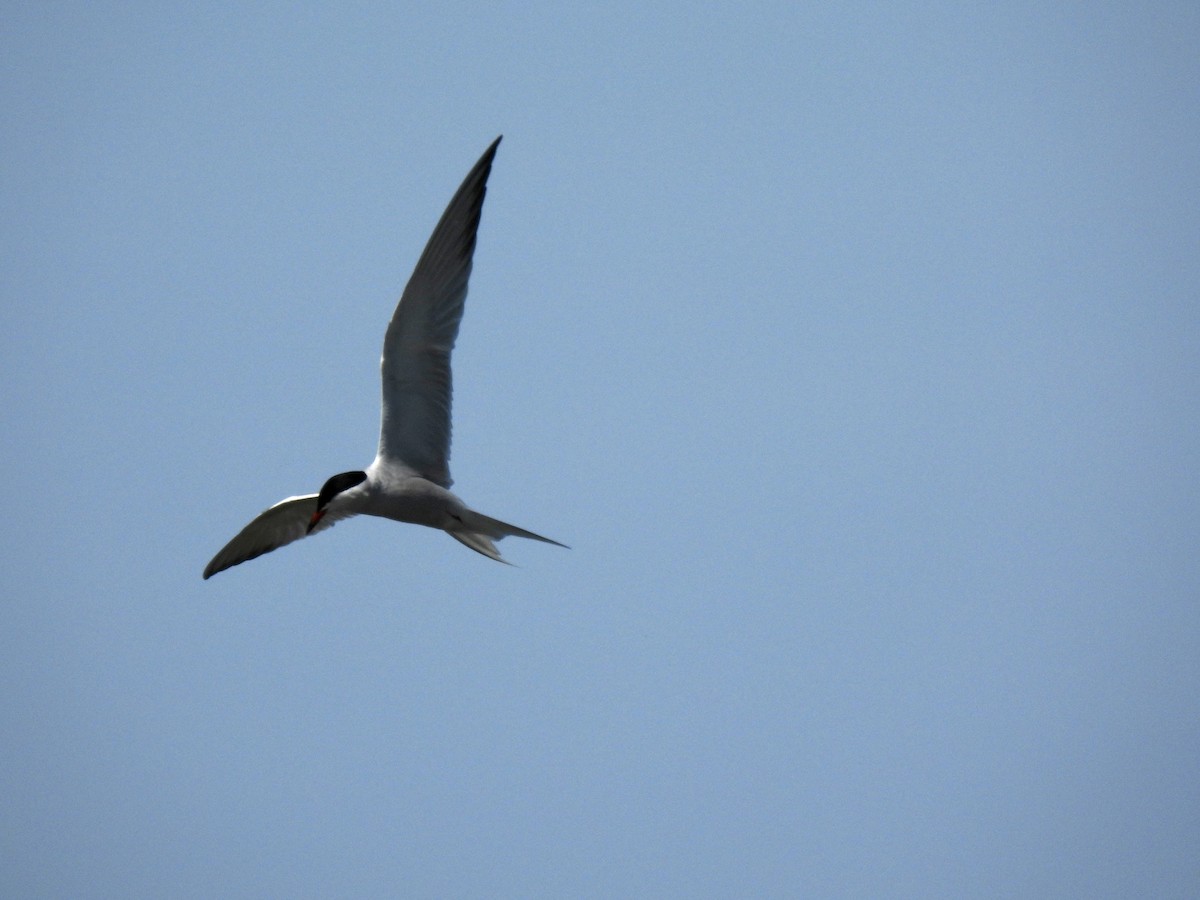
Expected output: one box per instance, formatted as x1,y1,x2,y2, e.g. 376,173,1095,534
3,2,1198,897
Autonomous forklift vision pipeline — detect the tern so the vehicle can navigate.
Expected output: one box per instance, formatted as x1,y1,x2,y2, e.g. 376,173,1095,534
203,136,566,579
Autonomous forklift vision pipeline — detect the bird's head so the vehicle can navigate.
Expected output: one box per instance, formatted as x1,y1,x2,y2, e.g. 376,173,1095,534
308,470,367,533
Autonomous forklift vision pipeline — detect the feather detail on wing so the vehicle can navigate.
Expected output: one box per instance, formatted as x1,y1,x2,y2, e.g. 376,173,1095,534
376,136,502,487
202,494,353,579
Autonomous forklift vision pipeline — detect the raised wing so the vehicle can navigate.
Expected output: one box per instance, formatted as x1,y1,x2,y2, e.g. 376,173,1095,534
202,494,350,579
376,136,502,487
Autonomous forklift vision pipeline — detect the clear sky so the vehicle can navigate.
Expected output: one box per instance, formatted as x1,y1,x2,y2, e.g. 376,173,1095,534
3,3,1198,897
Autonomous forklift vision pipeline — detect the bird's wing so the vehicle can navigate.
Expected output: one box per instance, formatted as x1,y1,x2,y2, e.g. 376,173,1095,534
202,494,352,579
375,136,502,487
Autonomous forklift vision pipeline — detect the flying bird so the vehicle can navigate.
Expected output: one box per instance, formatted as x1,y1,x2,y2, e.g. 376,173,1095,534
204,136,565,579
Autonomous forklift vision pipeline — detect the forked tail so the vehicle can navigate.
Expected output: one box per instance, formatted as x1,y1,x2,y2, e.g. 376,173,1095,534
448,510,568,563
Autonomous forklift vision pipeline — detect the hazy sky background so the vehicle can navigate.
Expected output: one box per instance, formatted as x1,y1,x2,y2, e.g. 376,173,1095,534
3,3,1198,897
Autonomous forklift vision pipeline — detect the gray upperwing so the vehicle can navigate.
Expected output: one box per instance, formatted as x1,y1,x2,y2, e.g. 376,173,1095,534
375,136,502,488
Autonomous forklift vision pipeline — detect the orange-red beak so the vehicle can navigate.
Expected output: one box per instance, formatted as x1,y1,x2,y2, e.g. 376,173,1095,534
307,508,325,534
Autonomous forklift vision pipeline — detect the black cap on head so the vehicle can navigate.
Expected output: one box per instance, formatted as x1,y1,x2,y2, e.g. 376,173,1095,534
317,470,367,510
